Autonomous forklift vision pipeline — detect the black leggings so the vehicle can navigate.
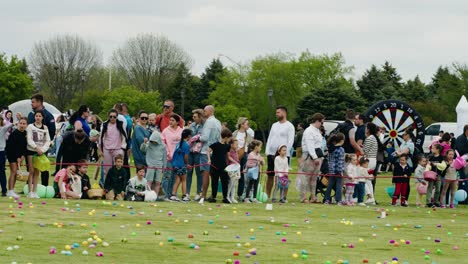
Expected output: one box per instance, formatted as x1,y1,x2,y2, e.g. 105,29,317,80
245,178,259,200
211,169,229,199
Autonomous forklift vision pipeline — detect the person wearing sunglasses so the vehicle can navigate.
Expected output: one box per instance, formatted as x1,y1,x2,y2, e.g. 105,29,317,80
131,111,151,167
99,109,128,181
155,100,184,132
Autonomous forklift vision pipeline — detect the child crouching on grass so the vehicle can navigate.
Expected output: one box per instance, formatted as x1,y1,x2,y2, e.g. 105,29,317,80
104,155,128,201
76,160,91,199
54,165,81,199
125,165,147,201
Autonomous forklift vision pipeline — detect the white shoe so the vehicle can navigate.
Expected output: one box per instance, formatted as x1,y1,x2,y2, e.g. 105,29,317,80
198,198,204,204
358,203,366,206
251,198,261,204
7,191,20,199
182,195,190,202
365,198,375,204
231,199,238,204
194,194,201,201
244,198,251,203
27,192,34,198
34,192,40,198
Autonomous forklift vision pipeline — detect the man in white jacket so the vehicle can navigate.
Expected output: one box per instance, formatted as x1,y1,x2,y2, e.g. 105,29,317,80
265,106,295,199
300,113,325,203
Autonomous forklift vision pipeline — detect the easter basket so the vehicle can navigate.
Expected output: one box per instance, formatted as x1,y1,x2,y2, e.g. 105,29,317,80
87,183,104,199
16,170,29,182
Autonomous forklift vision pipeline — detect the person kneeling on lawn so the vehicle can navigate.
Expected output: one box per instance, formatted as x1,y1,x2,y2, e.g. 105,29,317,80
104,154,128,200
125,165,147,201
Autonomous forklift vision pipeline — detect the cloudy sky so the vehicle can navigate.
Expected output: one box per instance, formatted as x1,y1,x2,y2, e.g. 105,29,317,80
2,0,468,82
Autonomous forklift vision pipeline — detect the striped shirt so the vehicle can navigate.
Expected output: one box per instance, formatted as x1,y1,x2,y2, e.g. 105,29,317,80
364,135,378,159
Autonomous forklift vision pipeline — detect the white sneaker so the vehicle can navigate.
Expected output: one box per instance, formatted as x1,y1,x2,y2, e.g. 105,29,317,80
358,203,366,206
244,198,251,203
231,199,238,204
365,198,375,204
169,196,180,202
8,191,20,199
27,192,34,198
194,194,201,201
251,198,261,204
182,195,190,202
34,192,40,198
198,198,204,204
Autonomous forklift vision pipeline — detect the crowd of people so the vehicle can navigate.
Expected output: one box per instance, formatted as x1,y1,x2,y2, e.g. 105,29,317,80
1,94,467,207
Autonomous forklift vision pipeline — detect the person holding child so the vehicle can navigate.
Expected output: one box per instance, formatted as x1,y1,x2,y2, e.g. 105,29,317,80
125,165,147,201
104,155,128,200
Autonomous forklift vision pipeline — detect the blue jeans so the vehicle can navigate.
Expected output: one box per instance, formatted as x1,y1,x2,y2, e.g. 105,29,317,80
162,162,175,198
187,152,202,195
354,182,366,203
0,151,6,194
325,175,342,203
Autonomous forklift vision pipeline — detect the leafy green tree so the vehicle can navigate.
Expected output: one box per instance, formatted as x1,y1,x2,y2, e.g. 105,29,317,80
0,54,33,105
428,66,461,121
297,80,366,122
356,65,389,105
165,63,196,120
197,58,226,107
399,76,428,102
99,86,162,118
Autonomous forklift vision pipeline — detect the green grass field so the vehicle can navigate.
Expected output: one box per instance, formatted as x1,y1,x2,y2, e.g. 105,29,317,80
1,158,467,264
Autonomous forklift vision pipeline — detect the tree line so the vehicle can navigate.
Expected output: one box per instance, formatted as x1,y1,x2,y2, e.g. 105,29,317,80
1,33,467,131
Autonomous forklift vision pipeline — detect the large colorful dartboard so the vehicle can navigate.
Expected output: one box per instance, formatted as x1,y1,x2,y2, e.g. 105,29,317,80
365,100,425,149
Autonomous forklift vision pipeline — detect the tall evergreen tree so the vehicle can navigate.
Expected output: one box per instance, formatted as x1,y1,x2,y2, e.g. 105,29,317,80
197,58,225,107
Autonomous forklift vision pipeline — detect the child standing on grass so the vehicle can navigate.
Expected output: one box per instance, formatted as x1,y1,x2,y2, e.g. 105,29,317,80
426,144,445,207
170,129,191,202
244,140,264,203
125,165,147,201
76,160,91,199
440,149,458,208
104,155,128,200
324,133,345,204
227,139,241,203
6,117,27,198
356,157,370,206
392,154,412,206
0,116,15,197
344,154,358,205
54,165,80,199
207,128,232,203
140,130,167,200
414,155,427,207
272,145,290,203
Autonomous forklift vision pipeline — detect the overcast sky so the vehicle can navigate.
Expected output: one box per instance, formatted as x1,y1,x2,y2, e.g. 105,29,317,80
2,0,468,82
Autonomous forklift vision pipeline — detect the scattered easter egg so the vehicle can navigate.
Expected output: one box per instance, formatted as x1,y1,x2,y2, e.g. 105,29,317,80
82,250,88,255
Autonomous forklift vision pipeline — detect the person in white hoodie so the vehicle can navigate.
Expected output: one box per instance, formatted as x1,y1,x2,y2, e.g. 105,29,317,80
26,110,51,198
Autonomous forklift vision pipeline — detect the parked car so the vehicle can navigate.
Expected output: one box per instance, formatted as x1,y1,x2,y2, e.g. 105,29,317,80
423,122,458,153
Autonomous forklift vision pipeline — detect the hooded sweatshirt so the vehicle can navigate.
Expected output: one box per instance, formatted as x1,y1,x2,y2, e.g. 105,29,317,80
140,130,167,168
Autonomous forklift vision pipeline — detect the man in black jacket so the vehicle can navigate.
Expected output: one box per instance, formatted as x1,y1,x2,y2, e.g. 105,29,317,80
57,129,91,170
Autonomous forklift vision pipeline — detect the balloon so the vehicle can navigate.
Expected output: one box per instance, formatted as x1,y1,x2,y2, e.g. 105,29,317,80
257,192,268,203
386,186,395,199
45,186,55,198
23,185,29,195
37,184,46,198
454,190,467,202
256,185,264,198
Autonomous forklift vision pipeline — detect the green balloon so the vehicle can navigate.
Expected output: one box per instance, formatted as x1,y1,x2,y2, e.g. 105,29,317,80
256,185,263,198
23,185,29,195
45,186,55,198
37,184,46,198
257,192,268,203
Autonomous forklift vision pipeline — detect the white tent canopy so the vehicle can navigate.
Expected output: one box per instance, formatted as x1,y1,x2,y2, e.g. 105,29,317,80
8,99,61,119
456,95,468,137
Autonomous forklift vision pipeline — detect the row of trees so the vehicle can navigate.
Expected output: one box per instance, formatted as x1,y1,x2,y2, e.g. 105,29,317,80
1,33,467,132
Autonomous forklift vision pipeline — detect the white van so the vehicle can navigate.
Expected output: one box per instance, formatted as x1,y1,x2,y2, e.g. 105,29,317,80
423,122,458,153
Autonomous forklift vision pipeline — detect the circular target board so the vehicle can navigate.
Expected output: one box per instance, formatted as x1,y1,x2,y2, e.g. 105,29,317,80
365,100,425,149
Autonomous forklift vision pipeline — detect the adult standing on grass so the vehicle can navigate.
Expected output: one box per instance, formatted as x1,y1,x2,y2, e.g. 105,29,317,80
339,109,363,155
232,117,254,199
198,105,222,204
69,105,91,136
354,114,366,150
56,128,91,170
131,111,151,167
156,100,184,132
99,109,127,183
6,117,28,198
265,106,295,199
27,94,56,186
298,113,324,203
161,115,183,200
455,124,468,202
26,110,51,198
120,103,133,136
187,109,204,200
